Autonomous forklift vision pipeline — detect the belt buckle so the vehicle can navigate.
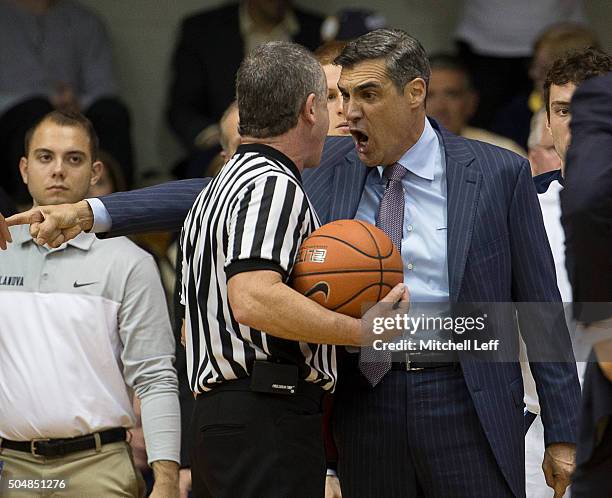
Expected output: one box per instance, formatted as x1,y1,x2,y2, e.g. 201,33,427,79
405,355,424,372
30,438,50,456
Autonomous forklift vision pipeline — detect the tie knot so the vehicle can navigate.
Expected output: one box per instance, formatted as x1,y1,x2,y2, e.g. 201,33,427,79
383,162,407,182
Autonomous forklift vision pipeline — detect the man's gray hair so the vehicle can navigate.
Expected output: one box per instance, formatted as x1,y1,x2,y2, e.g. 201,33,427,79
335,28,431,93
237,41,326,138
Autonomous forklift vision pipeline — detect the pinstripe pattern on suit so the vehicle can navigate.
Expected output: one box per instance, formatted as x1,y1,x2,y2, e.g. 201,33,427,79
100,127,580,497
303,121,580,497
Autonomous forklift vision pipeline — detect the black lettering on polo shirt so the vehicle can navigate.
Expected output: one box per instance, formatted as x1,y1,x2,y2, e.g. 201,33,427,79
0,275,24,286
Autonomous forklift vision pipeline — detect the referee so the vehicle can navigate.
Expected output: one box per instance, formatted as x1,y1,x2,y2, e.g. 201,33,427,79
180,42,405,498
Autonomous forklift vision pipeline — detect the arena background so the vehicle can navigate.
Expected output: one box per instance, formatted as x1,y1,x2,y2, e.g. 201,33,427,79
77,0,612,182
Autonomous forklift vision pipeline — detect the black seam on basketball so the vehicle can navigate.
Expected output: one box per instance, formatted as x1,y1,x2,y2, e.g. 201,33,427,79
303,234,391,259
355,220,384,301
330,283,386,313
292,269,404,277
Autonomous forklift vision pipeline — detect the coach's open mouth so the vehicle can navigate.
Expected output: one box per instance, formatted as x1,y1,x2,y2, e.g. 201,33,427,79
351,129,369,153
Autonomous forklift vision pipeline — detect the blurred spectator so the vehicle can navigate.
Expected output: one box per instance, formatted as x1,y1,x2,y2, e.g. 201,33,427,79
0,186,16,217
87,150,127,197
219,101,241,163
492,22,600,149
314,41,350,137
320,8,387,42
527,109,562,177
166,0,323,178
456,0,585,128
427,54,525,156
0,0,135,204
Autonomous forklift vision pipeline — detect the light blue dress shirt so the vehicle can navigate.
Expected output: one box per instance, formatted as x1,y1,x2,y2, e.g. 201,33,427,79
355,119,450,303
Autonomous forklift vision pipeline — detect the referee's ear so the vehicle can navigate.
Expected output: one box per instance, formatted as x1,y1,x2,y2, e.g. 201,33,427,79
302,93,317,126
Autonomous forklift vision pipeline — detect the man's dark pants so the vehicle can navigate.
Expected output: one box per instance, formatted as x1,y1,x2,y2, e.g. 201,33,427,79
334,362,517,498
189,379,326,498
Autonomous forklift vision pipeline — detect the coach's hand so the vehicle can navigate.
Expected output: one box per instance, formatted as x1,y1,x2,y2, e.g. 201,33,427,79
6,200,93,248
542,442,576,498
325,475,342,498
359,283,410,346
0,212,11,250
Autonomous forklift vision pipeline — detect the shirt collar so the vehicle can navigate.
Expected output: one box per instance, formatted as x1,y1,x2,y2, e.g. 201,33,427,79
534,169,564,194
238,2,299,38
376,118,438,181
235,143,302,182
13,223,95,251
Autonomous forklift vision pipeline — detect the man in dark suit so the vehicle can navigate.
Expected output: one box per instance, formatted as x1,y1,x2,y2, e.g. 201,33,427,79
6,30,581,498
167,0,322,154
559,70,612,497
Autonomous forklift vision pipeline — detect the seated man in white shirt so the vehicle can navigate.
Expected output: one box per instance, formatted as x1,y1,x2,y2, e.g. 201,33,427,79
0,111,180,498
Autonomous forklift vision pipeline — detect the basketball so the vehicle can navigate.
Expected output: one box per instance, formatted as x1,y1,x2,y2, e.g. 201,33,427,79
291,220,404,318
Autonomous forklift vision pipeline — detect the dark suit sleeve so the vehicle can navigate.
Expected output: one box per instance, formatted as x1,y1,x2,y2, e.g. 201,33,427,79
508,160,581,445
560,72,612,322
99,178,209,237
166,17,216,148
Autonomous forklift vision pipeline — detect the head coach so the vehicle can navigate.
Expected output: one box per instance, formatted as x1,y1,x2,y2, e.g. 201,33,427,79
5,30,580,498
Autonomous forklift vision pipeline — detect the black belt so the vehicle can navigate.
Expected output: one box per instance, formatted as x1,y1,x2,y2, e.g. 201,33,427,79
391,361,459,371
1,427,126,457
201,377,326,403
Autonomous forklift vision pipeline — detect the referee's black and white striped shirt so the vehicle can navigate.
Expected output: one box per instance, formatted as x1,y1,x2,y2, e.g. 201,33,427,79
181,143,336,394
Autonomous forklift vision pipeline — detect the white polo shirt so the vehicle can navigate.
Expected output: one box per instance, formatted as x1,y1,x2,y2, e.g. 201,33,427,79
0,225,180,464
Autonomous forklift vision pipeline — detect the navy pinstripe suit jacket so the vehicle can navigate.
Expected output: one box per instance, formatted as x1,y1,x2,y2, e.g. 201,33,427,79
101,122,580,497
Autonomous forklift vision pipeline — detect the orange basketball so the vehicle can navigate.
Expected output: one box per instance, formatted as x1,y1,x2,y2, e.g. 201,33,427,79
291,220,404,318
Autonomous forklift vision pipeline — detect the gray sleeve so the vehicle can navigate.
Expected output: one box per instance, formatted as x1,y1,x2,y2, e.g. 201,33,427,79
118,254,180,464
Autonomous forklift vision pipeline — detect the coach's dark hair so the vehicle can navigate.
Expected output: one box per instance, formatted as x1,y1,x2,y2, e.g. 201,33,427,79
334,28,431,94
237,41,326,138
543,47,612,117
24,110,100,160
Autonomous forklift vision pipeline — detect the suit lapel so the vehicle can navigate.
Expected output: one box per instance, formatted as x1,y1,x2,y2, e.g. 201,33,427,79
440,128,482,301
329,150,369,222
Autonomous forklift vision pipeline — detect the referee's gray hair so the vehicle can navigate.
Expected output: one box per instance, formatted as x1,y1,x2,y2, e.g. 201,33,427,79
335,28,430,93
237,41,326,138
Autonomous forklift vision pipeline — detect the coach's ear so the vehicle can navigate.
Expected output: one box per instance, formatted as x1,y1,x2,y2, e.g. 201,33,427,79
302,93,317,125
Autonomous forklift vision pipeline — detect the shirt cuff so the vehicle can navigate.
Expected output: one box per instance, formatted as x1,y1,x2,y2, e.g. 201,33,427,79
326,469,337,477
86,197,112,233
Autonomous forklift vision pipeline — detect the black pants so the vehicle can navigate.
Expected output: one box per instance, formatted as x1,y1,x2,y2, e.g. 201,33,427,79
572,420,612,497
190,380,326,498
0,96,134,204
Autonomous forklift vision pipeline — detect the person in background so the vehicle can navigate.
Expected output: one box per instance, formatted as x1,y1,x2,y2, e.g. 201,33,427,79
527,109,562,177
455,0,586,128
166,0,323,179
0,0,135,204
492,22,600,149
0,110,179,498
427,53,525,156
314,41,350,137
521,47,612,498
561,69,612,498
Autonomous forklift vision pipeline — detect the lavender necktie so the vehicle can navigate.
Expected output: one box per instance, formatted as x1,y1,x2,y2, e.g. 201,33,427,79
359,162,407,386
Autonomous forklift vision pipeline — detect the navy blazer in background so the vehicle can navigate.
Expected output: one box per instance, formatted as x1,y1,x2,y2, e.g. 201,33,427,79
166,3,323,148
561,72,612,475
99,127,580,497
561,71,612,324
